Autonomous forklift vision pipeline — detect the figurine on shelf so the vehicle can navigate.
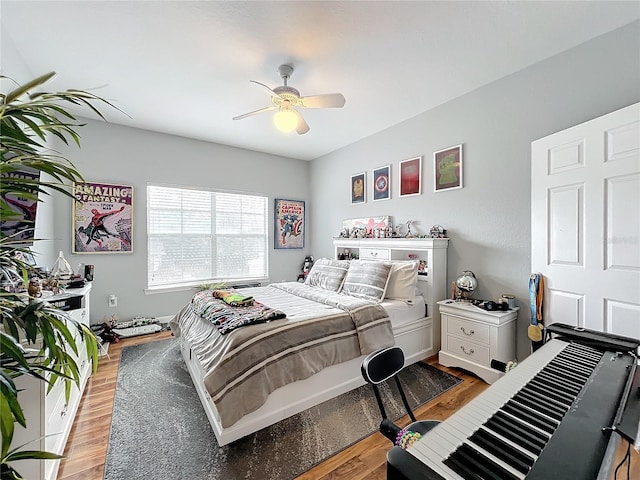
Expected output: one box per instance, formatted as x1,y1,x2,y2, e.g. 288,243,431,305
429,224,447,238
27,277,42,299
405,220,416,238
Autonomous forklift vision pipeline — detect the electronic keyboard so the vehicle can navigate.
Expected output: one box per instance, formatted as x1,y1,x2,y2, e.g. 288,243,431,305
388,337,638,479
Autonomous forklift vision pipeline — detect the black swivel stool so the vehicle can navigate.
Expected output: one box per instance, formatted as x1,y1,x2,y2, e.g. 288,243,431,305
361,345,440,443
362,346,440,479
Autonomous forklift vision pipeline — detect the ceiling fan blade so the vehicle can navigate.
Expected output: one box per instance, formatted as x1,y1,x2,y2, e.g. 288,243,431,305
232,105,277,121
295,110,310,135
250,80,281,98
300,93,345,109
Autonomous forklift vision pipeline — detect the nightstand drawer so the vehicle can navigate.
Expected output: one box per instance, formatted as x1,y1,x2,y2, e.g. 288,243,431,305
446,336,490,365
447,316,490,345
359,248,390,260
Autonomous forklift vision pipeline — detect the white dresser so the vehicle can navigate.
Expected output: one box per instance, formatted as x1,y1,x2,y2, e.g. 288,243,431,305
438,299,517,384
11,284,92,480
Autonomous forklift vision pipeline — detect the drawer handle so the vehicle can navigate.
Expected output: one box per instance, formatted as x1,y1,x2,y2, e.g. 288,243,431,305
460,346,475,356
460,327,475,336
60,405,68,418
370,252,378,257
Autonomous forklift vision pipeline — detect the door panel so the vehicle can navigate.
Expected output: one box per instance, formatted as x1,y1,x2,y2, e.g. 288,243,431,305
532,103,640,336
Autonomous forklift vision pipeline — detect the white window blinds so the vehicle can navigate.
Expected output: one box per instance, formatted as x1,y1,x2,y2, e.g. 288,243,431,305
147,185,268,288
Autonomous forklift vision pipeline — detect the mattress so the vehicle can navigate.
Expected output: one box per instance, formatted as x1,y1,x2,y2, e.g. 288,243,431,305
381,295,426,329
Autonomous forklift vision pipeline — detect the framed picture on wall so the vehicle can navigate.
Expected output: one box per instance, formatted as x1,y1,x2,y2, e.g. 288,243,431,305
372,165,391,201
274,198,305,249
399,156,422,197
72,181,133,253
351,172,366,204
434,144,463,192
0,165,41,245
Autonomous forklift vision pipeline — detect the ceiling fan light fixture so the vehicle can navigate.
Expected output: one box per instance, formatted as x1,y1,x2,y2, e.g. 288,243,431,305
234,64,344,135
274,107,298,133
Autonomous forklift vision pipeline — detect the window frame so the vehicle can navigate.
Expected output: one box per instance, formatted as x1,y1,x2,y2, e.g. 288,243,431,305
146,183,270,292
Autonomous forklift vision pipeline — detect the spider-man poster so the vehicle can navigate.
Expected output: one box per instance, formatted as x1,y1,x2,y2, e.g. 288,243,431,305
72,181,133,253
274,198,304,249
0,167,40,244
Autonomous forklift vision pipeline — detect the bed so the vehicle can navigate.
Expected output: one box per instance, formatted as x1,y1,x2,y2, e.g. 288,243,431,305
170,258,436,446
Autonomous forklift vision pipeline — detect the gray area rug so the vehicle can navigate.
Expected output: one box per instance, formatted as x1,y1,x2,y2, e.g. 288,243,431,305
104,339,461,480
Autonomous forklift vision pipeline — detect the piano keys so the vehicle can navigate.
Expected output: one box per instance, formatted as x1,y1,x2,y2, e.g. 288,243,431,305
388,337,638,479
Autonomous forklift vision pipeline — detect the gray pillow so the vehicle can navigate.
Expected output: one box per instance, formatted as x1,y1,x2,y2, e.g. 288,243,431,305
305,258,350,291
341,260,392,302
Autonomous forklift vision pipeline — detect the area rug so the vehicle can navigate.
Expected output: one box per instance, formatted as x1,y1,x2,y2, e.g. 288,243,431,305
104,339,461,480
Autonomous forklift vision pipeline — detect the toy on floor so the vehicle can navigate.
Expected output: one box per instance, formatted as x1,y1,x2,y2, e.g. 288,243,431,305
91,322,120,343
108,315,162,338
112,323,162,338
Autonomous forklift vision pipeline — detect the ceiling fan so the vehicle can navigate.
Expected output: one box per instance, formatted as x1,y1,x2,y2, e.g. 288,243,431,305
233,64,346,135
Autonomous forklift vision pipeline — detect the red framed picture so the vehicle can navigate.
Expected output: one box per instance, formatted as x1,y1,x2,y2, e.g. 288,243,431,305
399,156,422,197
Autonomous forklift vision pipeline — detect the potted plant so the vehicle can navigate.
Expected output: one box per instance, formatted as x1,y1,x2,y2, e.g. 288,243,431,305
1,72,118,479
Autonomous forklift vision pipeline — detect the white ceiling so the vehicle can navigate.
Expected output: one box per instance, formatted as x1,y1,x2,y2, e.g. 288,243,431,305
2,1,639,161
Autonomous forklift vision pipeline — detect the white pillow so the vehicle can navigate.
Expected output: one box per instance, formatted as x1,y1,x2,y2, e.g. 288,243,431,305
384,261,419,303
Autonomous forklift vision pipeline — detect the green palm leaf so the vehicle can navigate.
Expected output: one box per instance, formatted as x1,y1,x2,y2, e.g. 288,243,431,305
1,71,121,478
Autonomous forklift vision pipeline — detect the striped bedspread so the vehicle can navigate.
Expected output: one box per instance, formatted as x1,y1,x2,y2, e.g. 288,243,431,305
170,282,394,428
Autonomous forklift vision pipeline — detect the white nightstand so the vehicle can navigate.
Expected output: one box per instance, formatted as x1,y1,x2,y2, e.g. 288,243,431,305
438,299,518,384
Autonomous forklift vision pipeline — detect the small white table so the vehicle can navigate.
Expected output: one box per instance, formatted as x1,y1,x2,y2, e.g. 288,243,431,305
438,299,518,384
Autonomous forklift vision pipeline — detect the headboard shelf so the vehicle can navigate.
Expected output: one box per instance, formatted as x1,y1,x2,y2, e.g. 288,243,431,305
333,237,449,352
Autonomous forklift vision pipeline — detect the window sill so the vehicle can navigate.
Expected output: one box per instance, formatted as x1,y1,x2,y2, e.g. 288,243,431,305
144,278,270,295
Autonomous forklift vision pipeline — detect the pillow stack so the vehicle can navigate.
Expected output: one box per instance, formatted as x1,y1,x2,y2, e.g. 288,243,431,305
305,258,420,304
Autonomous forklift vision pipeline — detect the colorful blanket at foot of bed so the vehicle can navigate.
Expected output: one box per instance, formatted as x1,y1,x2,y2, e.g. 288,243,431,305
190,290,286,334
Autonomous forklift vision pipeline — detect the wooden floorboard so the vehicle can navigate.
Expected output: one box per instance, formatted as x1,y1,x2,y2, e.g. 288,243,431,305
57,332,639,480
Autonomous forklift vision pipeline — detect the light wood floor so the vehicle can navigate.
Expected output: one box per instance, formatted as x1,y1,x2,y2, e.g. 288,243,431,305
58,331,639,480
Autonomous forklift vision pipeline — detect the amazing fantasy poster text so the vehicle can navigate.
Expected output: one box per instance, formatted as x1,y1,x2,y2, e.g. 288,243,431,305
73,181,133,253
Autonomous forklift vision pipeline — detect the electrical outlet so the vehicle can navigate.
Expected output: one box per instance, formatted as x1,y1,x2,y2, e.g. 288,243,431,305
108,294,117,308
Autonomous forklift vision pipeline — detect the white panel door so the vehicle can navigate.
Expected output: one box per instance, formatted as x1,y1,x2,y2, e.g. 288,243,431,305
532,103,640,338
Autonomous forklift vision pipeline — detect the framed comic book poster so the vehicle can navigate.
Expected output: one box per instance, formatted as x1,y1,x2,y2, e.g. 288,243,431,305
274,198,304,249
72,181,133,253
0,166,40,245
434,144,463,192
399,156,422,197
350,172,366,204
372,165,391,201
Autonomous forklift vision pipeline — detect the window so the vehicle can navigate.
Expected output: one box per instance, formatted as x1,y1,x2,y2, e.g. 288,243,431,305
147,185,268,289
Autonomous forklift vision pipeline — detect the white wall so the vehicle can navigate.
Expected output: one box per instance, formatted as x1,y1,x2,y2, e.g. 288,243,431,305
0,22,56,263
309,21,640,359
49,122,311,323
